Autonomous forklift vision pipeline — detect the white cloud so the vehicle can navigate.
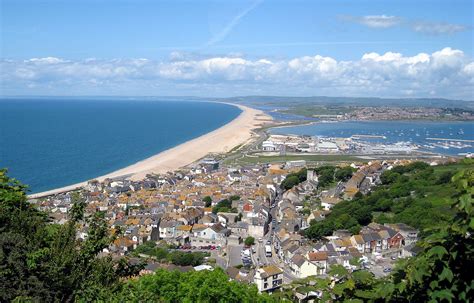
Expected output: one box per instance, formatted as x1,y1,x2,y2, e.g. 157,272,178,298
359,15,400,28
1,47,473,99
27,57,66,64
342,15,468,36
411,22,467,35
342,15,401,28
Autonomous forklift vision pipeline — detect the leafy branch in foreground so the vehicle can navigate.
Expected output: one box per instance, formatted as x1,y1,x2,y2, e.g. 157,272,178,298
0,169,143,302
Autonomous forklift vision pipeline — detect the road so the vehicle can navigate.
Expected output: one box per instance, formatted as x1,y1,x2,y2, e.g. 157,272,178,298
227,244,244,267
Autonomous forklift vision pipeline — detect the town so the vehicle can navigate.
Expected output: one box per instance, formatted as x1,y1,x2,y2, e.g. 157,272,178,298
30,151,456,296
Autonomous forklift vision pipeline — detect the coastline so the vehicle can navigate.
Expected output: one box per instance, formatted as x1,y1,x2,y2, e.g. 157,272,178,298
29,103,272,198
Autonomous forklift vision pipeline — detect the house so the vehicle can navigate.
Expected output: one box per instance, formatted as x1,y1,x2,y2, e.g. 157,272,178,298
307,210,327,225
113,236,135,253
228,221,248,238
307,251,328,275
190,223,230,248
387,223,418,246
360,232,383,253
159,220,182,240
350,235,365,253
175,225,193,244
227,267,255,284
320,196,341,211
289,254,321,278
247,217,268,238
200,213,218,225
254,265,284,292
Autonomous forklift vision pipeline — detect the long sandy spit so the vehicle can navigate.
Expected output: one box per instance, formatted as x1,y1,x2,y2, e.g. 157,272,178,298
29,103,271,198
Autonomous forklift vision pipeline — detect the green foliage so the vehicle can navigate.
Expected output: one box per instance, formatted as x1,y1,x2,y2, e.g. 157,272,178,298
0,169,142,302
133,242,208,266
133,241,169,259
281,175,300,190
334,166,354,182
281,168,307,190
387,167,474,302
212,197,240,214
306,161,468,240
244,236,255,246
299,166,473,303
203,196,212,207
166,251,208,267
436,171,454,185
234,212,243,222
314,166,336,188
229,195,241,201
113,268,275,303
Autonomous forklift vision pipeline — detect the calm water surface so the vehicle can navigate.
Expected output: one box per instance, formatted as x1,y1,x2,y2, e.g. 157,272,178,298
0,99,241,193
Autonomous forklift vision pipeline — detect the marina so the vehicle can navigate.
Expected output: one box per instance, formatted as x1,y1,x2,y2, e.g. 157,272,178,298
270,120,474,156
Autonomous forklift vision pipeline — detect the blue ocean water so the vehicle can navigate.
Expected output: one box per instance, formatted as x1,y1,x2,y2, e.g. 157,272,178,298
270,120,474,155
0,99,241,193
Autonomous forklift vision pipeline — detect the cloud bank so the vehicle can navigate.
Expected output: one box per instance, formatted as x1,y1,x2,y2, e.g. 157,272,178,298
1,48,473,99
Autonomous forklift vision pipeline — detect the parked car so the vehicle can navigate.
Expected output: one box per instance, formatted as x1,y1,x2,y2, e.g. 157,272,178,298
258,238,263,243
383,267,392,273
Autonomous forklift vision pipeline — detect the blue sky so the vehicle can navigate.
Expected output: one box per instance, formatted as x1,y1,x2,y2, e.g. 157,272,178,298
1,0,473,99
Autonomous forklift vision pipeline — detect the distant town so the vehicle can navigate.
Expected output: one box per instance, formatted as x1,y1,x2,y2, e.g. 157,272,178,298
30,148,459,294
276,105,474,121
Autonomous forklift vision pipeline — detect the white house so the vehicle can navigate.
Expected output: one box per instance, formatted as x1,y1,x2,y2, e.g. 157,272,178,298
307,251,328,275
290,254,321,278
254,265,283,292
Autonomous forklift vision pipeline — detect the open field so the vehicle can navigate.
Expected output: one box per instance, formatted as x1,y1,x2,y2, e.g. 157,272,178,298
228,154,366,165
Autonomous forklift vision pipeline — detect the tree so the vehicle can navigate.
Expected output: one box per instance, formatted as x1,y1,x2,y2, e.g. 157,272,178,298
280,168,307,190
203,196,212,207
166,251,208,266
244,236,255,246
212,199,237,214
388,167,474,302
281,176,300,190
380,170,400,184
335,166,354,182
114,268,276,302
0,169,142,302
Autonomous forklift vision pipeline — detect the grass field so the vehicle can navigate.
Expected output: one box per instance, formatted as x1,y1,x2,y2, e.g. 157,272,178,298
230,154,365,165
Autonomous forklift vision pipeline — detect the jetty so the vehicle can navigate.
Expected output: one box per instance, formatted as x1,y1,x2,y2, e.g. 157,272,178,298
351,134,387,139
426,137,474,143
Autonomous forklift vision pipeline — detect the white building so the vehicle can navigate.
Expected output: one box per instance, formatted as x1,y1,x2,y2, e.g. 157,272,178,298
286,160,306,169
254,265,284,292
262,140,277,151
317,141,339,152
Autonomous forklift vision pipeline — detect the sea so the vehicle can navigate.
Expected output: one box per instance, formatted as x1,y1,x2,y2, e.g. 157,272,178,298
0,99,241,194
270,120,474,156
